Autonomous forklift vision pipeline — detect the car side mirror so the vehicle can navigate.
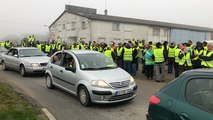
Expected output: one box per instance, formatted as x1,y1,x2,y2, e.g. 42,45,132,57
65,66,76,73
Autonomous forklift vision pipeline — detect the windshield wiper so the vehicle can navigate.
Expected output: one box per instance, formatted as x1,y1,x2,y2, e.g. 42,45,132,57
96,66,117,70
21,55,31,57
34,55,44,56
81,68,99,70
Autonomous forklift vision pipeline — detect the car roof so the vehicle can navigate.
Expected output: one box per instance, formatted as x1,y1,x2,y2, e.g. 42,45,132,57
64,50,101,55
182,68,213,76
11,47,38,50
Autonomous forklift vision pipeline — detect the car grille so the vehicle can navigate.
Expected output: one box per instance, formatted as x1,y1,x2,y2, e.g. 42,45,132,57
109,80,130,88
40,63,48,66
109,93,134,101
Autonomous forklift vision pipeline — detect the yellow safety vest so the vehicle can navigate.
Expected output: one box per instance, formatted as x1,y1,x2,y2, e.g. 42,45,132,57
123,48,133,61
201,50,213,68
37,44,42,51
175,48,181,63
179,52,192,66
72,45,80,50
153,48,164,63
168,47,175,58
104,50,112,60
116,47,123,57
193,49,203,60
45,45,51,52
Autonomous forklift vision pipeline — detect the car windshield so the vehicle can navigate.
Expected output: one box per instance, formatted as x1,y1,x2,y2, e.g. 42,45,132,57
19,49,45,57
76,53,117,70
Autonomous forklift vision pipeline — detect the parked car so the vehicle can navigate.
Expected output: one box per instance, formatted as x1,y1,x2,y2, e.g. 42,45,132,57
1,47,49,76
0,46,7,63
45,50,137,106
146,69,213,120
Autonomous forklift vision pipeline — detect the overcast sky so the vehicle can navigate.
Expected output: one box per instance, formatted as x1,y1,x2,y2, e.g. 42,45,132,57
0,0,213,39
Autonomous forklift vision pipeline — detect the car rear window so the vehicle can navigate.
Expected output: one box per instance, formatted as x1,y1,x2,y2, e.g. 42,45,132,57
186,79,213,114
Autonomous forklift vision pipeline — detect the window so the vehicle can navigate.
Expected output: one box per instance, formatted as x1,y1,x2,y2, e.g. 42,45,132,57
113,23,120,31
186,79,213,113
51,53,63,66
152,27,160,36
7,49,14,56
62,53,76,70
71,22,75,30
82,21,86,29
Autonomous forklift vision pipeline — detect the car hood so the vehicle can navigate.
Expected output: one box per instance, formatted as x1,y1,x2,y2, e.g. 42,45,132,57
20,56,50,63
81,68,131,82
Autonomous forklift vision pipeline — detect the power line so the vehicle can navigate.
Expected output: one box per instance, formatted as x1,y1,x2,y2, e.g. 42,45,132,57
0,19,43,27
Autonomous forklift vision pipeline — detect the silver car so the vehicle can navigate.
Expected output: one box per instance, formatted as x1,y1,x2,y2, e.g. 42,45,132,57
1,47,50,76
45,50,137,106
0,46,7,63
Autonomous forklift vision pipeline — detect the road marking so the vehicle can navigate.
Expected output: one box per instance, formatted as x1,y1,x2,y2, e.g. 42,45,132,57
42,108,56,120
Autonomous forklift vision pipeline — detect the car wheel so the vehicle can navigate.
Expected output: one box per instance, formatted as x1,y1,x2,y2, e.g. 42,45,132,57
2,61,7,71
20,65,26,77
46,75,54,89
78,85,91,107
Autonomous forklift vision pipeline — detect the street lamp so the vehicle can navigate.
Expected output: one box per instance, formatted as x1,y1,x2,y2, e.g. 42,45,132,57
44,24,51,43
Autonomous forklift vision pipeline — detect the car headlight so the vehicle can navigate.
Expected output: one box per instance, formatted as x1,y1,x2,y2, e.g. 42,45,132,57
31,63,40,67
130,76,135,85
91,80,110,88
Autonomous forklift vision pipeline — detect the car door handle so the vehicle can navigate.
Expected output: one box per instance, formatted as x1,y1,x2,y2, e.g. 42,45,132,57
60,69,63,73
50,66,53,69
179,112,189,120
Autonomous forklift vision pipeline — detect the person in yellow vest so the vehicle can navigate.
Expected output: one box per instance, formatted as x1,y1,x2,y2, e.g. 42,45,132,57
104,46,116,62
4,40,12,49
167,42,176,73
57,43,62,51
174,44,181,78
153,42,166,82
115,43,123,68
199,43,213,68
21,39,27,47
71,42,80,50
0,42,5,47
50,41,57,55
36,41,42,51
45,43,51,56
188,40,195,49
122,43,133,74
191,42,203,69
178,44,193,75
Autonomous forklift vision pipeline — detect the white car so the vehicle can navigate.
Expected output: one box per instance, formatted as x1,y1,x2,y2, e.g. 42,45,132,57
1,47,50,76
45,50,137,106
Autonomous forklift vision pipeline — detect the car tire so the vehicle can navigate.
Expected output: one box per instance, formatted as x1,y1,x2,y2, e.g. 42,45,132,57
20,65,26,77
78,85,91,107
46,75,54,89
2,61,7,71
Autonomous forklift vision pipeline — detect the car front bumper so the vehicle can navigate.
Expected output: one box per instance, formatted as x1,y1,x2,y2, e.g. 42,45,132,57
89,85,137,104
25,66,47,73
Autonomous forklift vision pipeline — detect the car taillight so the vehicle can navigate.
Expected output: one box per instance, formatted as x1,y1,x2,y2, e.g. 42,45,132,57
149,95,160,105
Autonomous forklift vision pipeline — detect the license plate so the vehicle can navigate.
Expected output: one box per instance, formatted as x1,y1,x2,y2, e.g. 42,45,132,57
116,89,131,96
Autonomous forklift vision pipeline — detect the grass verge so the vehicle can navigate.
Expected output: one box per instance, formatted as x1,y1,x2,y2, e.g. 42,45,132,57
0,82,48,120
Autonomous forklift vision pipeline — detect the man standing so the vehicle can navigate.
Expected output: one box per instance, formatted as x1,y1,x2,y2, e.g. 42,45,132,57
199,43,213,68
153,42,166,82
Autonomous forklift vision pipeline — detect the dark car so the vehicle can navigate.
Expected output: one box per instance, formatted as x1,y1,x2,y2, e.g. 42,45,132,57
146,69,213,120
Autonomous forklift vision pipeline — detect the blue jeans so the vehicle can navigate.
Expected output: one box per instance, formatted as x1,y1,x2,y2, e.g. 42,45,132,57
132,63,137,76
123,61,132,74
117,58,123,69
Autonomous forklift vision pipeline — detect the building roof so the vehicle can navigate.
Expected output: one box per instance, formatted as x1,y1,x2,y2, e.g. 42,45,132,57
49,5,213,32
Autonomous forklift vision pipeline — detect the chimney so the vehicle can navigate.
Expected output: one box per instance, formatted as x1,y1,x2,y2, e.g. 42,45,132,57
104,9,108,15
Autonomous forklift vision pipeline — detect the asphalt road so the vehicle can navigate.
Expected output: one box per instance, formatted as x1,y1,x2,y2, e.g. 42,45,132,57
0,65,174,120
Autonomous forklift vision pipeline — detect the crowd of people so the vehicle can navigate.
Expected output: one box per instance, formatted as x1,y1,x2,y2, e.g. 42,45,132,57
1,35,213,82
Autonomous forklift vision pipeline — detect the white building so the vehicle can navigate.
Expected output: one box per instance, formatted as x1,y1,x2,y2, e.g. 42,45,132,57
49,5,213,44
